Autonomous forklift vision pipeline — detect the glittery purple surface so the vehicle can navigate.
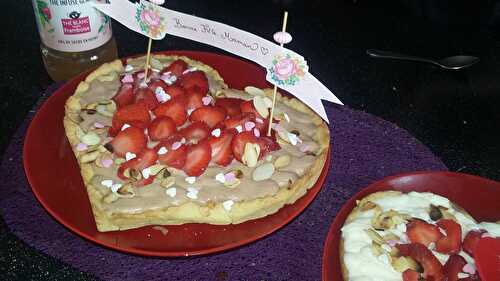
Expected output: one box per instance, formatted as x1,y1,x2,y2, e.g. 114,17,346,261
0,86,447,281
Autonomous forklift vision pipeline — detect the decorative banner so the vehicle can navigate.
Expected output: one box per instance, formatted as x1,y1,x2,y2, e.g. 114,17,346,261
93,0,343,122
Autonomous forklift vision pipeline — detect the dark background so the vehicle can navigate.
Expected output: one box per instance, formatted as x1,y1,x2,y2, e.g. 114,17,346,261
2,0,500,279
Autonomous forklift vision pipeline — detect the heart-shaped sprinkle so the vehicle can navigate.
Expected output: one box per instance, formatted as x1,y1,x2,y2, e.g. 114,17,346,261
253,128,260,137
244,121,255,131
202,96,213,105
171,142,182,150
125,152,136,161
211,128,221,137
287,132,302,146
155,87,171,103
101,179,113,188
137,72,145,79
158,146,168,155
223,200,234,211
161,73,177,85
386,240,399,247
181,138,186,144
124,65,134,72
187,108,195,116
111,183,122,193
235,125,243,133
299,143,311,153
185,176,196,184
284,113,291,122
462,263,476,274
224,172,236,182
256,118,264,124
94,122,105,128
166,187,177,198
76,143,88,151
121,74,134,83
186,187,199,199
101,158,113,168
142,167,152,179
215,173,226,183
121,124,131,131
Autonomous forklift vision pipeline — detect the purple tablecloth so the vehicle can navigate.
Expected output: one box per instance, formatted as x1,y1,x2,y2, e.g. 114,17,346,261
0,85,446,280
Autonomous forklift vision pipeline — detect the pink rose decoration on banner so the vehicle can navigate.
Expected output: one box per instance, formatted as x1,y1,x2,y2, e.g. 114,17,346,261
268,53,307,86
135,1,166,39
141,9,161,27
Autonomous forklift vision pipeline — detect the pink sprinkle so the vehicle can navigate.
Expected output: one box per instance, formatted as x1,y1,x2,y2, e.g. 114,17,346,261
121,74,134,83
462,263,476,274
137,72,145,79
202,96,213,105
386,240,398,247
256,118,264,124
481,232,492,238
101,158,113,168
76,143,88,151
244,121,256,131
171,142,182,150
299,143,311,153
224,172,236,182
253,128,260,137
94,122,105,128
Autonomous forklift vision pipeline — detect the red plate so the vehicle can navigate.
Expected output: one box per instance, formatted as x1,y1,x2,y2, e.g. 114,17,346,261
322,171,500,280
23,51,330,257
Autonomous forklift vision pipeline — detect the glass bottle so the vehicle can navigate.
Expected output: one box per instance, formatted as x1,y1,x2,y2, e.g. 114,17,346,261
32,0,118,81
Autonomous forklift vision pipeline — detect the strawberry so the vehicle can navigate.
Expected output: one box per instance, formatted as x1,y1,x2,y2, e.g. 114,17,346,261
215,97,243,117
463,230,486,257
156,135,187,169
108,114,123,137
406,220,443,247
209,129,236,166
115,102,151,128
160,59,188,77
147,79,169,94
179,121,210,143
147,116,176,141
231,131,258,162
443,254,467,281
435,219,462,254
117,148,158,187
190,106,227,128
153,96,187,126
179,71,209,94
183,139,212,176
396,243,444,281
224,113,254,130
240,100,265,118
185,87,205,110
163,85,186,99
110,127,147,157
134,87,160,110
402,269,420,281
257,136,281,158
113,83,134,108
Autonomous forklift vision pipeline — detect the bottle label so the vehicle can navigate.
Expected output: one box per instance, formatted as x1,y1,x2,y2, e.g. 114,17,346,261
32,0,112,52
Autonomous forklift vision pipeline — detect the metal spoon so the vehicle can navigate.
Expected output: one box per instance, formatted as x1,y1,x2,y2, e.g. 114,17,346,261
366,49,479,70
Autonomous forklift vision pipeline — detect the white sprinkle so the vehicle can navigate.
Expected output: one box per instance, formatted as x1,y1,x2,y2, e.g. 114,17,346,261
223,200,234,211
101,180,113,188
186,187,198,199
211,128,221,137
187,108,195,116
76,143,88,151
181,138,186,144
244,121,255,131
457,273,469,279
121,74,134,83
235,125,243,133
171,142,182,150
124,65,134,72
155,87,171,103
121,123,131,131
142,167,152,179
439,227,447,236
202,96,213,105
158,146,168,155
396,223,407,233
253,128,260,137
284,112,290,122
160,73,177,85
256,118,264,124
462,263,476,274
428,242,435,250
139,81,148,88
287,133,302,146
110,183,122,193
165,187,177,198
185,176,196,184
125,152,136,161
215,173,226,183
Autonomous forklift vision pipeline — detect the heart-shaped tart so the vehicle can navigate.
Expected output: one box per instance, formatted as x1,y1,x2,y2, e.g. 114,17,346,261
64,55,330,231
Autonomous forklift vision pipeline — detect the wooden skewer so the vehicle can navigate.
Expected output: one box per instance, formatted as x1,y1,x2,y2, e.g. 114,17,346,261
143,37,153,83
267,11,289,136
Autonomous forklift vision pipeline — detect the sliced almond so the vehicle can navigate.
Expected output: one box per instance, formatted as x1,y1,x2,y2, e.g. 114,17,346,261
160,176,176,188
274,155,291,169
96,72,117,82
129,169,142,181
75,126,86,140
95,152,113,168
148,164,167,176
242,143,260,167
79,150,100,163
114,158,126,165
391,256,419,273
96,104,113,117
224,178,240,188
81,132,101,146
371,241,384,257
103,192,119,203
150,57,163,70
372,210,409,230
252,96,269,118
365,229,386,245
252,162,275,181
116,184,135,198
106,100,117,114
360,201,379,211
244,86,265,96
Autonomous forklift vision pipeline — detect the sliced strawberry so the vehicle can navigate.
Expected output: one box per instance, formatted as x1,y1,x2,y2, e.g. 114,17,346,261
190,106,227,128
132,70,154,85
463,230,486,257
163,85,186,99
115,102,151,128
215,97,243,117
396,243,444,281
185,87,205,110
110,127,147,157
224,113,254,129
179,121,210,143
147,116,176,141
113,83,134,108
402,269,420,281
443,254,467,281
209,129,236,166
160,59,188,77
134,87,159,110
179,70,209,94
183,140,212,176
406,220,443,247
435,219,462,254
153,96,187,126
117,148,158,186
257,136,281,158
108,114,123,137
147,79,169,93
231,131,258,162
240,100,265,118
156,135,187,169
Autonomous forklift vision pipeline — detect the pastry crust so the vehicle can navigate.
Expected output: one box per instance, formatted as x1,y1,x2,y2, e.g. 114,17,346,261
64,55,330,232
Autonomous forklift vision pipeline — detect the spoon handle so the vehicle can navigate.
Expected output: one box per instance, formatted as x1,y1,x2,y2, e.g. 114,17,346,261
366,49,437,65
